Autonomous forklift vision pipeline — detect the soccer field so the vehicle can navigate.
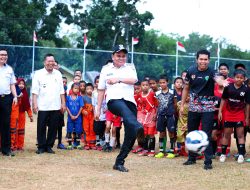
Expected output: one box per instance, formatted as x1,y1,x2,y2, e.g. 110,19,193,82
0,115,250,190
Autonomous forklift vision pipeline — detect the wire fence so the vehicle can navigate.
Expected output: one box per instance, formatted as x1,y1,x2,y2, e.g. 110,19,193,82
1,44,250,83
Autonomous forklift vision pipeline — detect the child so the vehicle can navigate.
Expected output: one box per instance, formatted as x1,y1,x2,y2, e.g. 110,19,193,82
104,110,122,152
82,83,95,150
173,77,183,102
149,77,159,93
92,76,107,151
176,96,189,157
68,75,81,95
134,81,141,95
10,76,22,151
79,80,86,96
16,78,33,150
155,75,175,158
135,79,158,157
66,83,84,150
57,76,67,149
218,69,250,163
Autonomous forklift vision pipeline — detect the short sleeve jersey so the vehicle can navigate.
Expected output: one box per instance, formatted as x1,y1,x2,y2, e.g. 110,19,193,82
66,95,84,122
173,89,182,102
222,83,250,122
135,91,158,114
185,66,216,112
156,90,174,116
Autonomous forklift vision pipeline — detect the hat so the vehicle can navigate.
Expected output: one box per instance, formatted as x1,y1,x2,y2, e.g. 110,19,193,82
112,44,128,54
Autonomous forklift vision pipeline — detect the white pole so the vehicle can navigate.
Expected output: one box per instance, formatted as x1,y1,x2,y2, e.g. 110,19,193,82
131,37,134,64
32,38,35,76
83,46,86,80
217,42,220,68
175,42,178,77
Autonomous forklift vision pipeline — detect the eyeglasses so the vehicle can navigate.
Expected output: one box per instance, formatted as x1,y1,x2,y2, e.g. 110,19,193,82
0,54,8,56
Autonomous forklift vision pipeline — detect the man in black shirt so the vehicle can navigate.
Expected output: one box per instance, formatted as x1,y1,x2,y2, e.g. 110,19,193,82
180,49,227,170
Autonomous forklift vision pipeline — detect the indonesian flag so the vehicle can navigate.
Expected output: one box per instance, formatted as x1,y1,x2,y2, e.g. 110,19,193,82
132,37,139,45
177,41,186,52
33,31,38,42
84,33,88,48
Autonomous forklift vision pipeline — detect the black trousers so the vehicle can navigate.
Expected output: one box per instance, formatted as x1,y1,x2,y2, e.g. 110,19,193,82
37,110,61,149
0,94,12,154
187,111,214,165
107,99,142,166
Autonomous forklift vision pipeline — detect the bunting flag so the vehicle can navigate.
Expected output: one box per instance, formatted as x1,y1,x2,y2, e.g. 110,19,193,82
132,37,139,45
33,31,38,42
177,41,186,52
84,33,88,48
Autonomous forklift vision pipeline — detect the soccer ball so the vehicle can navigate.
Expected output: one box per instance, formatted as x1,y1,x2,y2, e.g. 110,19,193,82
185,130,209,153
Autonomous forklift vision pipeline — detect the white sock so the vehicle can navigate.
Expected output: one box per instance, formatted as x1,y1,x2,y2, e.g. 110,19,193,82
105,133,110,143
110,137,116,147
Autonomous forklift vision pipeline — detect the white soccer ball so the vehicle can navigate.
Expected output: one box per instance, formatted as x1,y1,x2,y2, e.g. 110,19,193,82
185,130,209,154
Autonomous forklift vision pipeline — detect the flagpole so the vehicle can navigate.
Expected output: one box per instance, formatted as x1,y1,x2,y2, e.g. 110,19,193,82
32,32,35,76
217,42,220,68
131,37,134,64
83,45,86,80
175,41,178,77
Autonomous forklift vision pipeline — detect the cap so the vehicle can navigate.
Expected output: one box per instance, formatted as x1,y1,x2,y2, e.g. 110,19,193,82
112,44,128,54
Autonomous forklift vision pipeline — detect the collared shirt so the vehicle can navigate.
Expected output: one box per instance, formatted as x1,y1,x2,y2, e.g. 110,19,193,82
0,64,16,95
32,68,64,111
98,63,138,104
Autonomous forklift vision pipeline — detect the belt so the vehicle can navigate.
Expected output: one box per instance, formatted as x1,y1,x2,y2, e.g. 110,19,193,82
0,94,10,98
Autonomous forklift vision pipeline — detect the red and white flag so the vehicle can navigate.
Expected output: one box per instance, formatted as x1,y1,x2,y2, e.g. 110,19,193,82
84,33,88,48
177,41,186,52
132,37,139,45
33,31,38,42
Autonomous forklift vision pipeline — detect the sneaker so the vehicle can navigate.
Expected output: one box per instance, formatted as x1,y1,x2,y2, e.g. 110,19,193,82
67,145,74,150
77,145,83,150
132,146,143,154
183,160,196,165
57,143,66,149
166,153,175,159
84,145,90,150
237,155,244,164
113,164,129,172
103,143,112,152
96,145,102,151
138,150,148,156
204,164,213,170
155,152,165,158
166,149,174,153
147,152,155,157
219,154,226,163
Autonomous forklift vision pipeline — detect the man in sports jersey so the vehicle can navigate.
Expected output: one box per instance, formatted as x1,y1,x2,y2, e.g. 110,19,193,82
180,49,228,170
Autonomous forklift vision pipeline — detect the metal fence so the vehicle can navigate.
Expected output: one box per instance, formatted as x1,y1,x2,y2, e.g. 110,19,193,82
1,44,250,83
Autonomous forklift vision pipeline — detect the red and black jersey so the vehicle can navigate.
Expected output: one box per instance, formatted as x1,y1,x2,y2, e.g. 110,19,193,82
135,91,158,113
222,83,250,122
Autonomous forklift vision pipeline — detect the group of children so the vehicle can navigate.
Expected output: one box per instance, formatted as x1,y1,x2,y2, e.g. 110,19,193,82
132,63,250,164
11,62,250,164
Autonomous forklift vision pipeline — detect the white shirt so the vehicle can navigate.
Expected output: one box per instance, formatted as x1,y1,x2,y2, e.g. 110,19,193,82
92,90,107,121
0,64,16,95
98,63,138,104
32,68,64,111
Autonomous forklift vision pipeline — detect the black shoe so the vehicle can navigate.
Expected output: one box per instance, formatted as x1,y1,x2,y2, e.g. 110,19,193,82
46,147,55,154
183,160,196,165
113,164,129,172
136,127,144,144
36,148,45,154
3,151,15,157
204,164,213,170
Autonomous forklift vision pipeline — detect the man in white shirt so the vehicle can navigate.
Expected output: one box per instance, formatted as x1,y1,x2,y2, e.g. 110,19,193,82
95,45,144,172
0,48,18,157
32,53,66,154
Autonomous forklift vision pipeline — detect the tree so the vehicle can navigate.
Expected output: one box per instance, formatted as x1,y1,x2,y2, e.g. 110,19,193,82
74,0,153,50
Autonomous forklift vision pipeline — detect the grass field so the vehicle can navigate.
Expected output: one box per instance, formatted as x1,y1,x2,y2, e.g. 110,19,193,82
0,115,250,190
